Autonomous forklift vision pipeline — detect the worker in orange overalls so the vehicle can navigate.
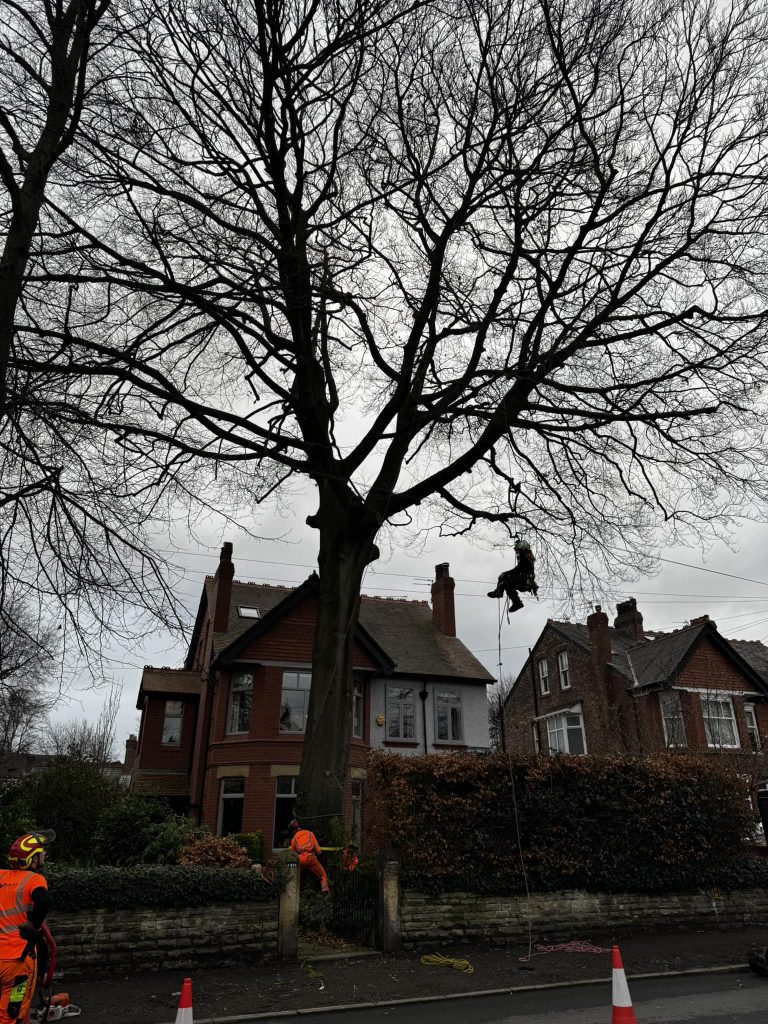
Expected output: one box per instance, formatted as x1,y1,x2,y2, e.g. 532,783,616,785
0,832,53,1024
288,820,329,894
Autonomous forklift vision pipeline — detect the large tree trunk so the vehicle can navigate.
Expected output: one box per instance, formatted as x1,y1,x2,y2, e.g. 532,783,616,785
297,487,379,838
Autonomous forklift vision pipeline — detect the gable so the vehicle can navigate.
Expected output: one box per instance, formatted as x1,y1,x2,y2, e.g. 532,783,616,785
676,634,766,697
229,589,380,670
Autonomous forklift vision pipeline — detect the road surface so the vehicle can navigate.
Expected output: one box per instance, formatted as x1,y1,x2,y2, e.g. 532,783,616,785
253,972,766,1024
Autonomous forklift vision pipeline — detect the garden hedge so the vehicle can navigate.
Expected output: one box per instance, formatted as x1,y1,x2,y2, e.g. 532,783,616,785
367,751,762,894
46,864,278,911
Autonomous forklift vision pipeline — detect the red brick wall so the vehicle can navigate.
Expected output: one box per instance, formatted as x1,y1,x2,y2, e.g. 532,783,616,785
135,695,198,772
235,592,377,669
503,626,619,755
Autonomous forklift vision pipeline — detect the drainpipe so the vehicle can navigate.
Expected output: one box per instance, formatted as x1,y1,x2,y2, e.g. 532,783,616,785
419,686,429,752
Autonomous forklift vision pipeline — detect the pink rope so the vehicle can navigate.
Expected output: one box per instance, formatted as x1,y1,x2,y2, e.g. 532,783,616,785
519,940,612,961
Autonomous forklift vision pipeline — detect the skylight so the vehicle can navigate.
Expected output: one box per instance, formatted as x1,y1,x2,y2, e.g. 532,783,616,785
237,606,261,619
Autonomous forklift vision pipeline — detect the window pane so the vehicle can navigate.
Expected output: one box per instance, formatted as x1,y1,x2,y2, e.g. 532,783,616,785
387,687,414,739
274,776,297,848
222,777,245,795
437,708,448,741
220,797,243,836
353,683,363,738
162,700,183,744
279,673,312,733
229,689,252,733
566,715,585,754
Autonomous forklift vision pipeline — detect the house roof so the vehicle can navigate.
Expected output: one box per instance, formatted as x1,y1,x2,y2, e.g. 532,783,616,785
513,613,768,698
136,668,203,708
199,577,493,683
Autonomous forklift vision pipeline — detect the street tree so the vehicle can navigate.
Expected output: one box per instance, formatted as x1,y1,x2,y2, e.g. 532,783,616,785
12,0,768,826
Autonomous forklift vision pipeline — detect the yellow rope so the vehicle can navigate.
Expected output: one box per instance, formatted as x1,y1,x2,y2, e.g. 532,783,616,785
420,952,474,974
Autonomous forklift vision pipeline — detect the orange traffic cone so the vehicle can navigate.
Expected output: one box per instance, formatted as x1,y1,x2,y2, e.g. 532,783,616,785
174,978,193,1024
611,946,637,1024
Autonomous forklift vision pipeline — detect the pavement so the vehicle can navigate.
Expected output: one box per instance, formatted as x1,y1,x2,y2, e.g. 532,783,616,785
62,926,768,1024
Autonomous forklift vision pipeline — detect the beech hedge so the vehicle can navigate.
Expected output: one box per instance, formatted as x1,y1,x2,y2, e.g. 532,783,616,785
367,751,762,894
46,865,278,911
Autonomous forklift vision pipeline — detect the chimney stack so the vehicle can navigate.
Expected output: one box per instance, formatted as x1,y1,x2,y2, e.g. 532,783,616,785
587,604,611,668
124,734,138,776
431,563,456,637
213,542,235,632
613,598,644,642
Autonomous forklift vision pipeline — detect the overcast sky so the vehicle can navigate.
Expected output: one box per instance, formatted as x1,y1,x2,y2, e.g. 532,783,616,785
48,486,768,758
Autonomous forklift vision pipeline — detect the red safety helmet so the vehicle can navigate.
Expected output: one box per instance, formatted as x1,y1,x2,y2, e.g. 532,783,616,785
8,831,53,869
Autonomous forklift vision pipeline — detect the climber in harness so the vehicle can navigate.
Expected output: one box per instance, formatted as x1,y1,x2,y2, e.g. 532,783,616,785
487,538,538,614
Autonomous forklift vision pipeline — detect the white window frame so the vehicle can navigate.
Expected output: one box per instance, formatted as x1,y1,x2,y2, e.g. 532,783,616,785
701,696,740,749
161,699,183,746
352,680,364,739
386,686,416,740
279,671,312,733
546,710,586,754
660,690,687,748
537,658,550,695
217,776,245,836
557,651,571,690
745,705,761,752
435,689,463,743
227,673,253,735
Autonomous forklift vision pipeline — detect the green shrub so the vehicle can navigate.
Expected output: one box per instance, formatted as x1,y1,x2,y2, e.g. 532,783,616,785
229,832,264,862
17,761,121,863
368,751,758,894
178,833,251,868
93,794,176,865
46,864,277,911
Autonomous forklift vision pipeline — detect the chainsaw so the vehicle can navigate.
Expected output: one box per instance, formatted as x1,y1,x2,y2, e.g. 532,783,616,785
26,925,81,1022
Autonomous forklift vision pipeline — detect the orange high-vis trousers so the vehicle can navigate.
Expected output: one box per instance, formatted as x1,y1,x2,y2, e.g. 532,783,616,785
298,852,329,893
0,954,37,1023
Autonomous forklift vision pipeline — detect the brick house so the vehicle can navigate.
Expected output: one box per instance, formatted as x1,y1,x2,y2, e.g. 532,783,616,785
503,599,768,827
131,546,493,848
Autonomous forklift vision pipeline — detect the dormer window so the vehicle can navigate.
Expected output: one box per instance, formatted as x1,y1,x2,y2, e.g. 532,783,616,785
237,606,261,618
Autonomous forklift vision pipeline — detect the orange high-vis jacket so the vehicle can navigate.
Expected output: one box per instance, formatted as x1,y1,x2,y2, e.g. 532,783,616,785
290,829,321,856
0,869,47,959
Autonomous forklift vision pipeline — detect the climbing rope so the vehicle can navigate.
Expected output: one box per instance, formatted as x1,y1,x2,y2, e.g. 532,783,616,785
420,952,475,974
519,940,612,962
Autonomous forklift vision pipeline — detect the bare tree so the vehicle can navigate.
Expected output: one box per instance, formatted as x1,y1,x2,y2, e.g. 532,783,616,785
0,598,59,755
0,0,189,662
44,682,120,765
11,0,768,825
488,676,513,752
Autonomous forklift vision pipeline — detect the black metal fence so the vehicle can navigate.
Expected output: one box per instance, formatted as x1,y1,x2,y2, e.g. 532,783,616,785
299,863,379,948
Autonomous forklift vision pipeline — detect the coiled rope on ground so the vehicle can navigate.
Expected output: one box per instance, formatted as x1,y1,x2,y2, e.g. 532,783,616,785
420,952,475,973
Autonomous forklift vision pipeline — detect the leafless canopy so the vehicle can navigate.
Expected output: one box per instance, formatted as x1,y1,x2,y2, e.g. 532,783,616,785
8,0,768,820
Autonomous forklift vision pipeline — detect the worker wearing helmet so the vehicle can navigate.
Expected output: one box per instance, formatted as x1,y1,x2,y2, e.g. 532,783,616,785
0,831,53,1023
288,821,329,894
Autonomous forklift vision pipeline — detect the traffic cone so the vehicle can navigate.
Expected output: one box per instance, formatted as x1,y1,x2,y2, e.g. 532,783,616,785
174,978,193,1024
611,946,637,1024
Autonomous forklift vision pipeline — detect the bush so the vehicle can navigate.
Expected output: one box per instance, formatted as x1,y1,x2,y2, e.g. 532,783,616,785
46,864,277,910
229,832,264,863
178,833,251,868
93,794,206,866
16,760,121,863
368,751,758,894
